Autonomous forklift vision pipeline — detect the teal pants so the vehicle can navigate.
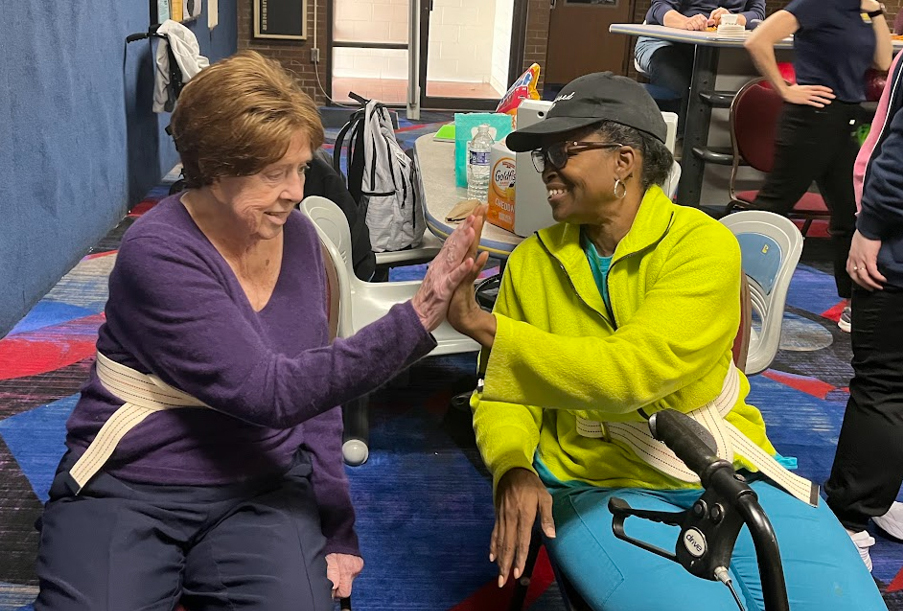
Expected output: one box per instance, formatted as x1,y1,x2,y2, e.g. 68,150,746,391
541,474,886,610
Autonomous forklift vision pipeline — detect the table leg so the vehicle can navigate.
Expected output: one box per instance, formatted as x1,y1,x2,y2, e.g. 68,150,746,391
677,45,719,208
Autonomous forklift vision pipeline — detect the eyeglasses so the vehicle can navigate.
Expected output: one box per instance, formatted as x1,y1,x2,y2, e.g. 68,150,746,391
531,141,623,173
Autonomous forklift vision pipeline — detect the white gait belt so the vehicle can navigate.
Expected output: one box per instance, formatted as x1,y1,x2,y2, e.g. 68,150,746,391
576,365,819,507
68,352,209,493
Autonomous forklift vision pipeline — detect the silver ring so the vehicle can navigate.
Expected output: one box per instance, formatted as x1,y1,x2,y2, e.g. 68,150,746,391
853,266,860,271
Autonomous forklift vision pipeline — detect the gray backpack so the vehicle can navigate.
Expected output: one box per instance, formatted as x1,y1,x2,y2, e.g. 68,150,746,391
334,98,425,252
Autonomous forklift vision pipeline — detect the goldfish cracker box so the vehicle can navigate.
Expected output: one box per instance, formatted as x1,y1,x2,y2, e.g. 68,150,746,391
487,141,517,233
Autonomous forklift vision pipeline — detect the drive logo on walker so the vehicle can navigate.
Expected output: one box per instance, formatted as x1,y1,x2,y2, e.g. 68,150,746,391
683,528,707,558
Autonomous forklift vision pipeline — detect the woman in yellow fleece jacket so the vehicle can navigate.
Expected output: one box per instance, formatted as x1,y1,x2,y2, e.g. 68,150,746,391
448,72,884,610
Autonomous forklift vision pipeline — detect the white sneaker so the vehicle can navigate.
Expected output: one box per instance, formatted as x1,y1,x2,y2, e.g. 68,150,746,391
874,501,903,541
838,305,852,333
847,529,876,572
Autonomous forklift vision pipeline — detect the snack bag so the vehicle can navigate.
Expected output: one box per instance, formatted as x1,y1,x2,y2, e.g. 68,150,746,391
496,63,541,116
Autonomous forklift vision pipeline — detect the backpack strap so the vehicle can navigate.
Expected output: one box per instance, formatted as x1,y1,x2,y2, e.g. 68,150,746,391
347,114,366,205
332,119,354,176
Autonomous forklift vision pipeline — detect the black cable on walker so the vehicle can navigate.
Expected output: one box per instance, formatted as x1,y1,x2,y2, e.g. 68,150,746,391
609,409,790,611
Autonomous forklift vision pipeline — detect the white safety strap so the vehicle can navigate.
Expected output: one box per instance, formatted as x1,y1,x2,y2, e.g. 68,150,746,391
68,352,208,493
577,365,819,507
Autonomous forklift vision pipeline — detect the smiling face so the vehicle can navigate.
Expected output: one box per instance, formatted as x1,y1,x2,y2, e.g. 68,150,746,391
541,129,630,225
208,131,313,241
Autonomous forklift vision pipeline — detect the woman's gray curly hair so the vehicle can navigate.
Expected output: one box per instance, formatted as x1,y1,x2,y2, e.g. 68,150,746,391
593,121,674,190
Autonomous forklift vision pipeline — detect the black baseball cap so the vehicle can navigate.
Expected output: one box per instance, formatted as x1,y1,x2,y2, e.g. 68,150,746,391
505,72,668,152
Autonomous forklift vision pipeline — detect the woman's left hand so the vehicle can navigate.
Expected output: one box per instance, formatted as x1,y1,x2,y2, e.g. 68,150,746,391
326,553,364,599
847,230,886,291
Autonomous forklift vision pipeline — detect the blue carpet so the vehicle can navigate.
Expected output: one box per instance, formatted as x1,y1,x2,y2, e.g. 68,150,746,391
0,121,901,608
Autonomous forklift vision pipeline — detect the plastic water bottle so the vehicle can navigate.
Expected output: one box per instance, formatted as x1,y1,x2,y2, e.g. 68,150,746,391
467,124,494,202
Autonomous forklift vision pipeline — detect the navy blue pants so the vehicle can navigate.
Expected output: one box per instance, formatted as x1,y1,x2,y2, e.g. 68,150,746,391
35,450,333,611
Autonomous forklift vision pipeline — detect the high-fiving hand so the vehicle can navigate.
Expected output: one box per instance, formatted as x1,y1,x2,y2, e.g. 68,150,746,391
411,211,486,331
447,206,492,343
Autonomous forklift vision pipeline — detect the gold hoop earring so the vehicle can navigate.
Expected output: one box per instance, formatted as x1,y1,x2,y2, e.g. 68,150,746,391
613,178,627,199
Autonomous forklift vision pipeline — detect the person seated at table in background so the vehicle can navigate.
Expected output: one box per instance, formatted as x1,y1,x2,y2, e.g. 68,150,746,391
446,72,886,610
32,50,485,611
635,0,765,129
744,0,891,333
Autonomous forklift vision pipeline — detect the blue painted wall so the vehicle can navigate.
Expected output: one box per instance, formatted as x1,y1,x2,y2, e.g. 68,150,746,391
0,1,237,337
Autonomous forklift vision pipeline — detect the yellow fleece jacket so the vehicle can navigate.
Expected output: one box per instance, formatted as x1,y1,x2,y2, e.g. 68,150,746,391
472,186,776,492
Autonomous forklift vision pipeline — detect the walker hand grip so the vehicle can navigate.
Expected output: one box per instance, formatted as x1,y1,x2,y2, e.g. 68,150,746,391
649,409,719,477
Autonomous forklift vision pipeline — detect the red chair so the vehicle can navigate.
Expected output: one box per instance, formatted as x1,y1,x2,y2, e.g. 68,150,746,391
725,77,830,236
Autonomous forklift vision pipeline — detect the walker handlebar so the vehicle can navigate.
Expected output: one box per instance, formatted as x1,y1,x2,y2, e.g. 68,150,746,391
610,409,790,611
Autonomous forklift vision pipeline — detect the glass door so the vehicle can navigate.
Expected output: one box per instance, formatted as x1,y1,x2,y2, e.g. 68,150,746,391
331,0,411,105
419,0,527,110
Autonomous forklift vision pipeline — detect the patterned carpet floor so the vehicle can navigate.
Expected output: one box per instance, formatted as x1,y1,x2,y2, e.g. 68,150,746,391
1,115,902,609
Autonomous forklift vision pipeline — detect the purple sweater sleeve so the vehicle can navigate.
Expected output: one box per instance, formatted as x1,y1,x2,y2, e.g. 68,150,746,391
107,232,437,429
302,407,360,555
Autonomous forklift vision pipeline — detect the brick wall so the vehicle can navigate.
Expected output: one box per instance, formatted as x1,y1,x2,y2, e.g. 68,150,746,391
524,0,551,91
238,0,330,103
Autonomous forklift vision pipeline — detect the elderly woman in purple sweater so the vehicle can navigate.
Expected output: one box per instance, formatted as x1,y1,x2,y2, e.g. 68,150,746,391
33,51,488,611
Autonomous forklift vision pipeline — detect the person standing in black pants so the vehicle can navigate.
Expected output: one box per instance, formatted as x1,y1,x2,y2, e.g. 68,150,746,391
823,51,903,573
744,0,891,332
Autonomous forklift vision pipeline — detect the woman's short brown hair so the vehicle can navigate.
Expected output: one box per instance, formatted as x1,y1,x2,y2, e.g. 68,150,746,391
170,50,324,188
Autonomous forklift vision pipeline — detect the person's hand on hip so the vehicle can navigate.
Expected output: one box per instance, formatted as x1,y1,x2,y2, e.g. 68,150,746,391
782,84,836,107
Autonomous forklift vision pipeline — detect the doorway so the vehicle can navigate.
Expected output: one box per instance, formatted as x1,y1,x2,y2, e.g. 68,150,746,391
544,0,635,89
328,0,527,110
418,0,528,110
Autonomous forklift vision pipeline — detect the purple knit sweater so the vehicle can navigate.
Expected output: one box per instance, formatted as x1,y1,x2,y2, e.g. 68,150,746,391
65,194,437,555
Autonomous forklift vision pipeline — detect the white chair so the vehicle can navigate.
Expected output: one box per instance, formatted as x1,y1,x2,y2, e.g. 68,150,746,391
372,231,444,277
300,196,480,465
719,211,803,375
664,160,682,201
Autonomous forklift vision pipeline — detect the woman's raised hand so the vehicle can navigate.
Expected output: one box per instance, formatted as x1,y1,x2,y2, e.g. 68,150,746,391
447,206,494,346
411,209,489,332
